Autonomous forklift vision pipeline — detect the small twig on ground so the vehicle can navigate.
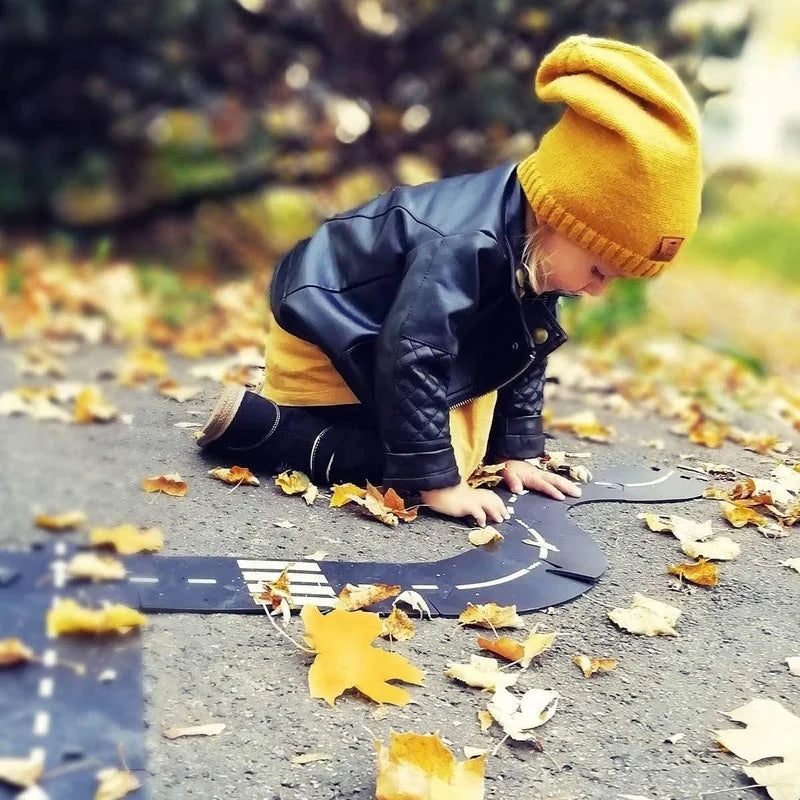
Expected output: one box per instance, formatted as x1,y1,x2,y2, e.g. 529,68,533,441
698,783,761,798
260,602,314,654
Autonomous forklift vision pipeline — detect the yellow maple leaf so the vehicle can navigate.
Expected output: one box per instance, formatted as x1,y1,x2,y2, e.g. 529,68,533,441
336,583,401,611
301,605,424,706
141,473,188,497
208,465,260,486
47,598,147,637
668,558,720,587
720,501,767,529
34,509,87,531
457,602,524,629
329,482,368,508
95,766,141,800
89,524,164,554
74,386,119,424
374,731,484,800
0,638,35,667
275,469,310,495
66,552,127,582
572,654,617,678
380,607,416,642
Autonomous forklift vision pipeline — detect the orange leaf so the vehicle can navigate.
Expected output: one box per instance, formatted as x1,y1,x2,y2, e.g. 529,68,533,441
208,466,260,486
301,605,424,706
380,607,416,642
382,487,418,522
668,558,720,587
141,472,188,496
0,638,35,667
34,509,87,531
720,501,767,528
477,635,523,662
257,567,293,610
74,386,119,424
572,654,617,677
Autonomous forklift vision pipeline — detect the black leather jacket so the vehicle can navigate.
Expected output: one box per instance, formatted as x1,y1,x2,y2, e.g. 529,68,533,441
269,161,569,490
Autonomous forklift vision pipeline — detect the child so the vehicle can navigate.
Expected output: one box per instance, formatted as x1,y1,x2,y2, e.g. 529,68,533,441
198,34,702,527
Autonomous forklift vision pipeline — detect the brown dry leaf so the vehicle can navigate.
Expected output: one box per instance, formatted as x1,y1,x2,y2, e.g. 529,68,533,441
156,379,202,403
478,709,494,731
720,501,768,529
16,346,66,378
687,416,730,448
95,767,141,800
486,687,559,741
208,466,260,486
301,605,424,706
34,509,87,531
729,427,792,455
275,469,310,495
74,386,119,424
337,583,401,611
445,655,518,692
380,486,418,522
477,631,557,668
637,512,714,543
572,654,617,678
0,638,35,667
329,482,367,507
291,752,332,766
682,536,741,561
715,698,800,800
67,552,127,582
162,723,226,739
47,598,147,637
380,607,416,641
116,346,169,386
141,472,188,497
458,602,524,629
668,558,720,587
466,462,507,489
257,567,293,611
550,410,615,443
608,593,681,636
89,524,164,554
375,731,485,800
468,526,504,546
0,753,44,788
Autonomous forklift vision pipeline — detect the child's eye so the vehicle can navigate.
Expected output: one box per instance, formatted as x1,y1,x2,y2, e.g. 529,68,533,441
592,266,603,279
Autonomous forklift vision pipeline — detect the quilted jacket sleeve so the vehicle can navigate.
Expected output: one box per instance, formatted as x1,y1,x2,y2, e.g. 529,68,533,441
375,232,499,491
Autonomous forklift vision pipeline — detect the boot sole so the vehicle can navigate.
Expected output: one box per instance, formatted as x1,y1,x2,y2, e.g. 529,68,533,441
196,385,247,447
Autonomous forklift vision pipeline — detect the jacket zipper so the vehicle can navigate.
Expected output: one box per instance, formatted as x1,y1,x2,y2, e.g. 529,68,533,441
448,352,537,409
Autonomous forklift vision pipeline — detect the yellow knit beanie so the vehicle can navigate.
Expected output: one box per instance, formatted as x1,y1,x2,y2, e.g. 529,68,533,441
517,35,703,277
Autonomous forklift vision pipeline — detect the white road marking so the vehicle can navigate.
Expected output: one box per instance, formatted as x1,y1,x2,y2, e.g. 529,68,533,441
246,583,335,597
594,481,619,488
292,596,337,608
129,576,159,583
38,677,54,699
186,578,217,584
54,542,67,556
515,520,559,558
509,495,518,504
411,584,438,590
456,561,541,591
42,650,57,668
507,506,515,515
29,747,46,764
621,471,674,488
51,560,68,589
236,559,321,572
241,571,331,584
33,711,50,737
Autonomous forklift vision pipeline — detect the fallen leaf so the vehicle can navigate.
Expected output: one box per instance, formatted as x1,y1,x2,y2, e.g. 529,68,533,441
638,512,714,543
462,746,488,759
336,583,401,611
89,524,164,554
257,567,293,611
116,346,169,386
445,654,519,692
468,526,504,546
467,462,506,489
668,558,720,587
782,559,800,574
393,590,432,619
720,501,767,529
162,723,226,739
380,607,416,641
550,410,615,443
375,731,484,800
715,698,800,800
74,386,119,424
572,654,617,678
458,603,524,630
34,509,87,531
208,466,260,486
291,752,332,765
787,658,800,677
0,753,44,788
94,767,140,800
608,593,681,636
156,379,202,403
306,549,328,560
67,552,127,582
141,473,188,497
682,536,741,561
272,519,295,529
486,687,559,741
47,598,147,637
477,631,557,668
275,469,310,495
478,709,494,731
301,605,424,706
568,464,593,483
329,482,367,508
302,482,318,506
380,486,418,522
0,638,35,667
641,439,665,449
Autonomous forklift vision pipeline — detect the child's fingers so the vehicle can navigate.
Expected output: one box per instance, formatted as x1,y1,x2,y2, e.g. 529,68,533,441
543,473,582,497
502,471,524,494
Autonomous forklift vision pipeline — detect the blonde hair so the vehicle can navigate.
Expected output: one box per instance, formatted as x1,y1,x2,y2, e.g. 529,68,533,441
519,221,552,296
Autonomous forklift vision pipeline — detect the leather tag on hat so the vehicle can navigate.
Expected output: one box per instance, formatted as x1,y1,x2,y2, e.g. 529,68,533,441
652,236,684,262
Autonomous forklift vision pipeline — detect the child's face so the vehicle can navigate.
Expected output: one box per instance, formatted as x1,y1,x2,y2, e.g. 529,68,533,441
532,214,626,296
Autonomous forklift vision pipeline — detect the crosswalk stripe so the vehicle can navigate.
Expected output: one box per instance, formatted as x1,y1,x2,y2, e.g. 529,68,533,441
236,559,321,572
246,583,336,597
241,571,332,584
293,596,337,608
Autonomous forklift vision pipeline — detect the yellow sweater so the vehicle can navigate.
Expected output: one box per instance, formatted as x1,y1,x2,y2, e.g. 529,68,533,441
260,312,497,482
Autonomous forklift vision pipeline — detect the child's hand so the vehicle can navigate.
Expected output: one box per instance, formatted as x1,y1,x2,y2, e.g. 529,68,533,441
420,482,510,527
500,459,582,501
